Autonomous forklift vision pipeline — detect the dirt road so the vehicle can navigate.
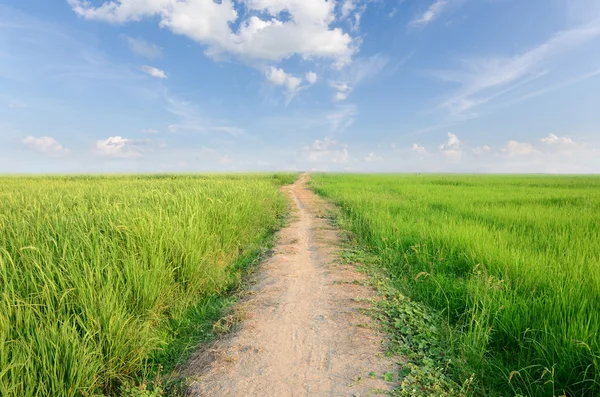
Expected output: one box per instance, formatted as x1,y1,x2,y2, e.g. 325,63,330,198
184,175,397,396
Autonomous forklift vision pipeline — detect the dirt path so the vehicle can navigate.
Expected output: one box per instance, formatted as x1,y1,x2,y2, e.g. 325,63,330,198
184,175,398,396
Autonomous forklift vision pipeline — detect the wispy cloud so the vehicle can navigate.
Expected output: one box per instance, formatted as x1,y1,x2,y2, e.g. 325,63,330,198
125,36,162,59
410,0,447,26
433,23,600,115
495,67,600,109
326,104,358,133
330,54,388,101
165,95,246,137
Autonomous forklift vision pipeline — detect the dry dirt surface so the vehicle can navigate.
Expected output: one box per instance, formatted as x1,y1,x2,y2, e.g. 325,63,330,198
183,175,398,396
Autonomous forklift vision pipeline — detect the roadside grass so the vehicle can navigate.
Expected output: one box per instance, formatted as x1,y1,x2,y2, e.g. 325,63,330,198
330,212,476,397
0,173,296,397
311,174,600,397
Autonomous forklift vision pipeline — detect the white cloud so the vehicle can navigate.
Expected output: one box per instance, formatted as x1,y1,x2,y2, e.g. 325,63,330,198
472,145,491,154
435,23,600,115
306,71,318,85
266,66,303,98
69,0,357,66
307,138,349,163
541,133,575,145
439,132,462,162
501,140,538,157
95,136,142,158
439,132,461,150
341,0,357,19
22,136,69,154
410,0,447,26
331,82,352,101
364,151,382,162
412,143,427,154
367,134,600,173
125,36,162,59
140,65,167,79
340,0,366,32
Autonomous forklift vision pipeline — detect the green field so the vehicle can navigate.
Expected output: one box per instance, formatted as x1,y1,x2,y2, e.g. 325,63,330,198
311,174,600,396
0,174,294,396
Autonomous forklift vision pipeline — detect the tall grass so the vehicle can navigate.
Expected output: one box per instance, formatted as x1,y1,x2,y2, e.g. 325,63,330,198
0,174,294,396
311,174,600,396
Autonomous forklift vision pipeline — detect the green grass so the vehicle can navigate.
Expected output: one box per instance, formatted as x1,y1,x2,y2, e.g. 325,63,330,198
310,174,600,396
0,173,295,397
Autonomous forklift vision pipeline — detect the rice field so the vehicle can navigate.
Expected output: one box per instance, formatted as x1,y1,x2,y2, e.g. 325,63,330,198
0,174,294,397
310,174,600,396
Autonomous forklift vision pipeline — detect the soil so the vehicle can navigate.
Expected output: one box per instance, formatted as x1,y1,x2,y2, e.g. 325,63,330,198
183,174,398,396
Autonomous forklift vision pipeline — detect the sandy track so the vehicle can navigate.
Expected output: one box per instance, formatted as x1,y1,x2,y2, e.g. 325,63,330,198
184,175,397,396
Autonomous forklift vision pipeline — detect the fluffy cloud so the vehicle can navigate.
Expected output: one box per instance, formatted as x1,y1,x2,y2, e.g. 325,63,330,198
22,136,68,154
125,36,162,59
306,71,318,84
140,65,167,79
541,133,575,145
364,151,382,162
438,132,462,162
307,138,349,163
266,67,303,97
95,136,143,158
69,0,356,66
439,132,461,150
472,145,491,154
340,0,357,19
501,140,538,157
266,68,318,99
412,143,427,155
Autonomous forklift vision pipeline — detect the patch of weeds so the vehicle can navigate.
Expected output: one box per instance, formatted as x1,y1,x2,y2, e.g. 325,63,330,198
332,217,478,397
120,379,165,397
384,371,396,382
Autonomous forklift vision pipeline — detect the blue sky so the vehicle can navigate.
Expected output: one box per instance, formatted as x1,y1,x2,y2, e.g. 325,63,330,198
1,0,600,173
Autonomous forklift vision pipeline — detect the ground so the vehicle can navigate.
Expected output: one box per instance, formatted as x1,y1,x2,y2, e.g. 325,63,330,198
182,175,398,396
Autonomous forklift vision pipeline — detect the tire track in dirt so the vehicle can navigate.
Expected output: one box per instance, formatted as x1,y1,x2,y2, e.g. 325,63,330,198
183,174,398,396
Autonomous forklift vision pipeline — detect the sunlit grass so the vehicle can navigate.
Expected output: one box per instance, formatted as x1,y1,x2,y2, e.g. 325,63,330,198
311,174,600,396
0,173,295,396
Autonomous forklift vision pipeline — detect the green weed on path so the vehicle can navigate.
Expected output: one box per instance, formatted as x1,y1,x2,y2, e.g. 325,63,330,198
332,217,475,397
311,174,600,397
0,173,296,397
